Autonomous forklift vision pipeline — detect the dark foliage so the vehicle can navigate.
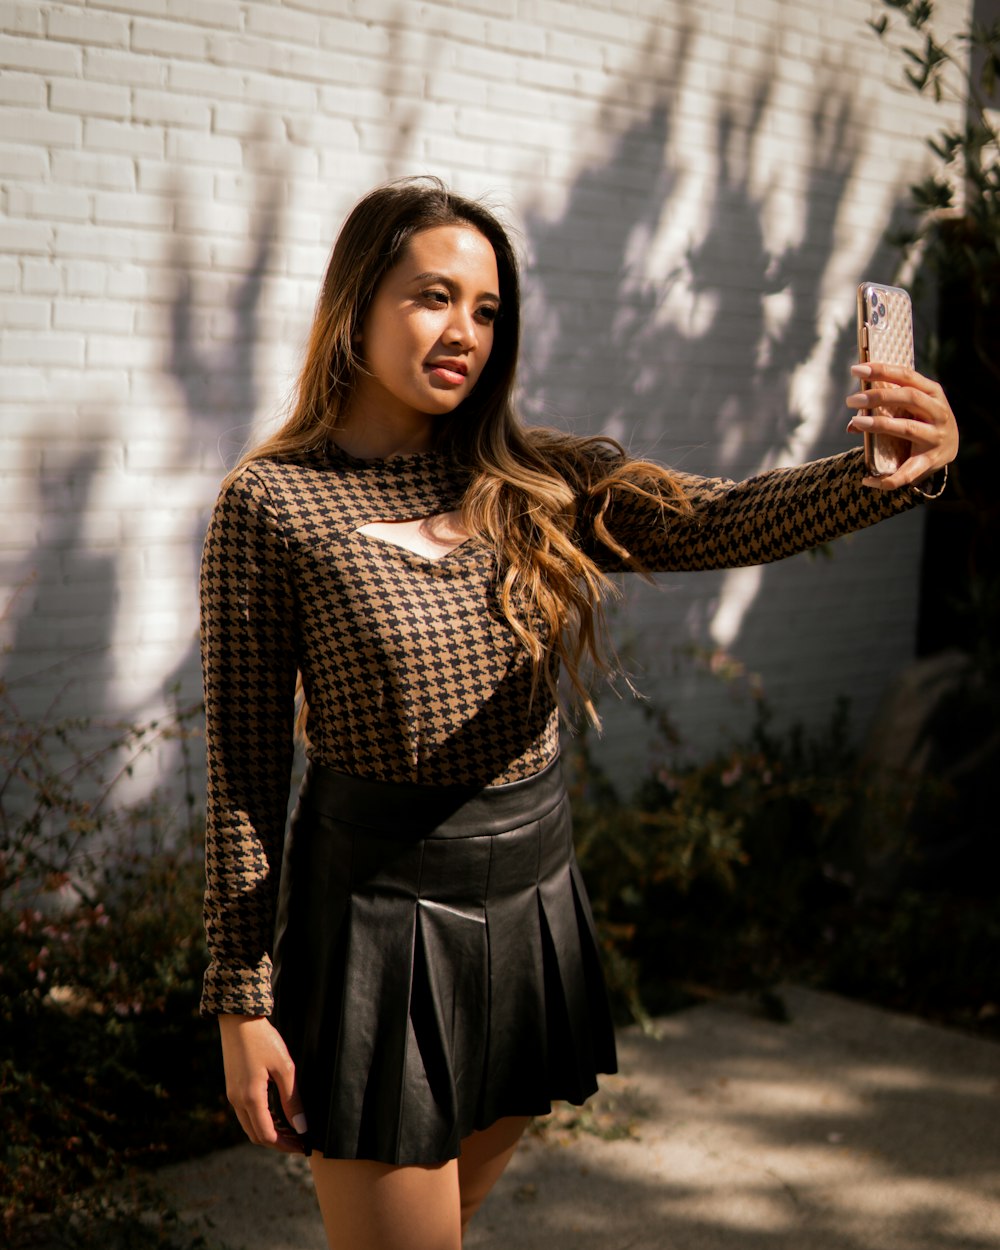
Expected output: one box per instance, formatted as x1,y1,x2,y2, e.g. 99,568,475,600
570,695,1000,1038
0,686,236,1249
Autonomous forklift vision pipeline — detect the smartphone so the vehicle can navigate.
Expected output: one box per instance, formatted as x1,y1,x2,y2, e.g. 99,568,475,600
856,281,914,476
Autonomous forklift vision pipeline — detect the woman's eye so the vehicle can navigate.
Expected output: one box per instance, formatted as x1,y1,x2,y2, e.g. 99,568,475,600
420,290,497,324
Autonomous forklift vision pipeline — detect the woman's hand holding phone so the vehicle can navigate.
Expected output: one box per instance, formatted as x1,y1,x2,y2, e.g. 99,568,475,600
846,361,959,491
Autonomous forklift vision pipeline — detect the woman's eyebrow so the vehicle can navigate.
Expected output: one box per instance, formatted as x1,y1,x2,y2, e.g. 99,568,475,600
409,271,501,303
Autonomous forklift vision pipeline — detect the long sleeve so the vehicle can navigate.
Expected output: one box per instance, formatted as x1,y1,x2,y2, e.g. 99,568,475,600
590,448,920,573
199,468,298,1016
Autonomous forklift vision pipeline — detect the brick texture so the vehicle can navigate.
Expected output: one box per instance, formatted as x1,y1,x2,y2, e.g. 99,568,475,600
0,0,971,796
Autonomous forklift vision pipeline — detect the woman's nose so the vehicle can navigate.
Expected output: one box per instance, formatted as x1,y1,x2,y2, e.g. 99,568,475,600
444,305,477,348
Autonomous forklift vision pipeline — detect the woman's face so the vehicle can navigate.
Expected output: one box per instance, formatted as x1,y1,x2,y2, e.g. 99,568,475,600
352,224,501,429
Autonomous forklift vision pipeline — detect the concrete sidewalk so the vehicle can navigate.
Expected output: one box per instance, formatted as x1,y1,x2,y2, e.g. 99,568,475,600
158,986,1000,1248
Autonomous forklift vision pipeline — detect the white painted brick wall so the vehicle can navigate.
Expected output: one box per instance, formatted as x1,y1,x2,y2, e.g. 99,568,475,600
0,0,971,801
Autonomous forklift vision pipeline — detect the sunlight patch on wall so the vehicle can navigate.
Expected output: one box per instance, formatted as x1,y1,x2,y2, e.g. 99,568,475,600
709,565,763,649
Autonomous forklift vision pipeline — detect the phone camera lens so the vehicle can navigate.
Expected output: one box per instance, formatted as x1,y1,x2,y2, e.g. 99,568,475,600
878,302,886,318
872,311,879,325
871,292,879,306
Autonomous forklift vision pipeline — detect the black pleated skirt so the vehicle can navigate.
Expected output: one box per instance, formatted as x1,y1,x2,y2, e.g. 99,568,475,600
270,754,617,1166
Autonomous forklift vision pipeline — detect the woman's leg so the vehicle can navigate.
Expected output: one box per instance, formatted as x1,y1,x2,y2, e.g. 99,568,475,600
457,1115,532,1234
309,1154,461,1250
308,1116,531,1249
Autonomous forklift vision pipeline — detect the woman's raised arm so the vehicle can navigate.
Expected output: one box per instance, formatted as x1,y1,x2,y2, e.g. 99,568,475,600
588,365,958,574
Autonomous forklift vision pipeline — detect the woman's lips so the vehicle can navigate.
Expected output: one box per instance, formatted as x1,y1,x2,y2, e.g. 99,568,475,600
426,363,467,385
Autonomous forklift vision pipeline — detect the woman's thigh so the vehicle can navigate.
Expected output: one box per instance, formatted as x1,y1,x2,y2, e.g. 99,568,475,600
308,1116,531,1249
309,1153,461,1250
457,1115,532,1232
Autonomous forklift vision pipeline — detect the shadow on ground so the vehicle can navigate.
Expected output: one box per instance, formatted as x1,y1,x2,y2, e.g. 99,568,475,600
158,987,1000,1250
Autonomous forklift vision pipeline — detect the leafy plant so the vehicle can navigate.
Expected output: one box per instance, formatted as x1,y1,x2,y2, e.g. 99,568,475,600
569,687,999,1036
0,680,233,1248
859,1,1000,911
869,0,999,652
869,0,998,229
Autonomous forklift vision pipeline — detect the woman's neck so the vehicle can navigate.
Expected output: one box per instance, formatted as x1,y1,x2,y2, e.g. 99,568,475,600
334,398,437,461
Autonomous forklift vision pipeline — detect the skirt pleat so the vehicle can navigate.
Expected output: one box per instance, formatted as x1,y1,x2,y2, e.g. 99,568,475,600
271,756,617,1166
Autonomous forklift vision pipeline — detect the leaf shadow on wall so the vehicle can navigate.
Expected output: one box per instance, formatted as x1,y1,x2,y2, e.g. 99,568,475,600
1,142,284,838
380,1,446,179
519,28,912,752
3,445,117,729
169,162,282,471
156,152,286,775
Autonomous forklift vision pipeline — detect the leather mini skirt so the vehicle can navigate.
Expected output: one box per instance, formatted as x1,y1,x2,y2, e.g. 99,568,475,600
271,754,617,1166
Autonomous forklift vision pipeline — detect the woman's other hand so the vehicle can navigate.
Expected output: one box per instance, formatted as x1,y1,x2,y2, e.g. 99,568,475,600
218,1014,307,1153
845,362,959,490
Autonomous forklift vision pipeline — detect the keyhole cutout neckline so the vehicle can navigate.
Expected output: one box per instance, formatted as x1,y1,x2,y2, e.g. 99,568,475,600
354,511,471,563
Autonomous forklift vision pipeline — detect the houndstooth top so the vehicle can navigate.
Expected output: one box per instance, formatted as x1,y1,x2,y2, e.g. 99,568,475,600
199,443,917,1015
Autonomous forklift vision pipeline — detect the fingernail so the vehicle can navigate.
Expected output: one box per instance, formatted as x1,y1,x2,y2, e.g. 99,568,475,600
850,413,874,428
292,1113,308,1134
851,364,872,378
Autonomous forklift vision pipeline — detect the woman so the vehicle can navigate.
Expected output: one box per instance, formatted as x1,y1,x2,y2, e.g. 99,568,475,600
199,177,957,1249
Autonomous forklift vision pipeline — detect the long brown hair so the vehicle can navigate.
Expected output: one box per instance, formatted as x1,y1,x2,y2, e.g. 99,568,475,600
237,177,690,724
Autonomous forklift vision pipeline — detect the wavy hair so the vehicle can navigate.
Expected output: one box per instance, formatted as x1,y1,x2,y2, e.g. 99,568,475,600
235,177,690,725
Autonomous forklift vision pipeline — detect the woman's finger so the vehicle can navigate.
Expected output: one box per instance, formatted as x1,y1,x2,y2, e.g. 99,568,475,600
845,386,945,425
863,458,939,491
851,361,946,397
228,1072,277,1145
845,385,919,411
230,1084,305,1153
846,411,943,445
271,1053,309,1139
